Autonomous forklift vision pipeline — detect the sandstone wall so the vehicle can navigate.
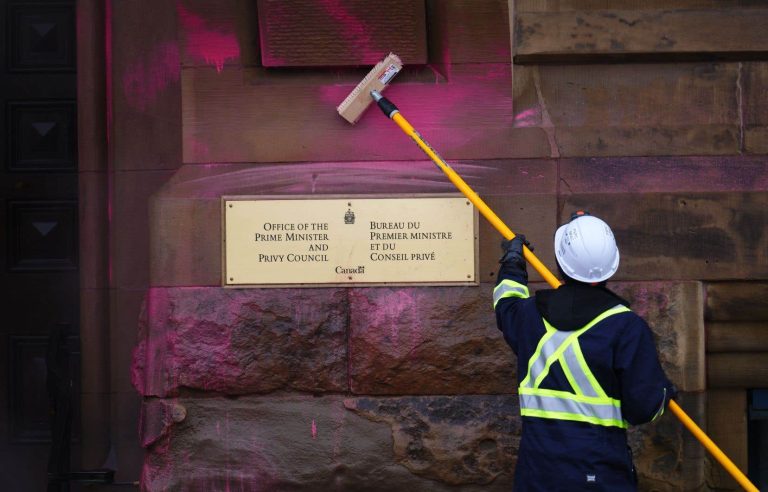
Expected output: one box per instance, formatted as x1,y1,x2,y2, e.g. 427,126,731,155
119,0,768,490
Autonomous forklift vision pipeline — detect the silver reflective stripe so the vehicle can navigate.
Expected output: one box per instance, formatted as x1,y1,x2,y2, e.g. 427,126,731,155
521,330,572,389
562,344,599,397
520,393,623,423
651,388,667,421
492,284,528,305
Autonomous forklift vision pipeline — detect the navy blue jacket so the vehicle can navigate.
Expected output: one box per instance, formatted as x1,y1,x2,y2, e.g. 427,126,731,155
495,259,675,491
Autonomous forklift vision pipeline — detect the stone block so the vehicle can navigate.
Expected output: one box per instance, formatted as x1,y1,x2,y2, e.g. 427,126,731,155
706,282,768,321
131,287,348,397
348,286,516,395
743,62,768,154
515,1,739,11
707,322,768,352
181,63,551,164
708,353,768,388
177,0,251,68
111,0,182,171
611,281,705,392
349,282,700,395
345,395,519,487
561,192,768,281
514,63,740,157
139,393,698,491
426,0,510,64
706,389,749,491
478,192,558,285
149,196,221,286
559,155,768,194
140,395,517,491
114,170,175,290
514,9,768,63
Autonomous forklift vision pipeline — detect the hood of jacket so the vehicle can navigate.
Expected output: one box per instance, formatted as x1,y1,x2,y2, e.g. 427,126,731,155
534,282,630,331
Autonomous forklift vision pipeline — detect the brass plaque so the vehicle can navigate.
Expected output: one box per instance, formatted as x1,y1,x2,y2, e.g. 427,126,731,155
223,195,478,287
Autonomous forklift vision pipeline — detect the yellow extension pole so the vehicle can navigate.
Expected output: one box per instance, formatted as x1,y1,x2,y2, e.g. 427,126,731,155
386,108,759,492
389,112,561,288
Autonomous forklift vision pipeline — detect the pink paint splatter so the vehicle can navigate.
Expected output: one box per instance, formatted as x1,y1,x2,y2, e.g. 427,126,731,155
364,290,426,359
122,41,180,112
317,0,375,58
177,2,240,72
311,419,317,439
514,107,541,127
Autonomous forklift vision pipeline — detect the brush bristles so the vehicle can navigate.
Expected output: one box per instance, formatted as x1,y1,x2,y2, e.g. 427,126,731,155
337,53,402,124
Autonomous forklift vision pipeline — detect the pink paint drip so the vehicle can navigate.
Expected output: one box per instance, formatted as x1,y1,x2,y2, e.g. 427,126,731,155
311,419,317,439
177,2,240,72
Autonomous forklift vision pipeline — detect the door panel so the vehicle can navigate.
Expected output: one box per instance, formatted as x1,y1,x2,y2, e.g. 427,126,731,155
1,1,79,490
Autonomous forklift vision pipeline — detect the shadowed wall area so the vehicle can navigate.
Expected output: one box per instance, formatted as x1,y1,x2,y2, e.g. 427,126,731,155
77,0,768,490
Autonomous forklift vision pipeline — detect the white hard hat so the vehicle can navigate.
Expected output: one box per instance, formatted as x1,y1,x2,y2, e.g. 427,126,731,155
554,212,620,283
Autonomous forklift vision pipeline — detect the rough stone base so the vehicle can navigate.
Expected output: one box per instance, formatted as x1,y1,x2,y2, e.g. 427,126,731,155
140,395,517,491
139,393,703,491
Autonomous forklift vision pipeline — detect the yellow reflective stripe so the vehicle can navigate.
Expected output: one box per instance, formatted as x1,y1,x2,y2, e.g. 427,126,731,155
519,388,627,428
520,386,621,407
520,408,628,429
492,279,529,308
519,326,557,388
571,339,608,399
585,305,630,327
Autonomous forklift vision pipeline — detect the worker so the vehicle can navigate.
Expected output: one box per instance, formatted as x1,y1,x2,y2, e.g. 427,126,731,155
493,211,677,491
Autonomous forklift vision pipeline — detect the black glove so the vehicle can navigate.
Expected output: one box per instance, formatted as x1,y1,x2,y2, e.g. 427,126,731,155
498,235,531,283
499,235,532,267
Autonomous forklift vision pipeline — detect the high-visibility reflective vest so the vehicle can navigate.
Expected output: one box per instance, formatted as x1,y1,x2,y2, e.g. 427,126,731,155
493,279,630,429
519,305,630,428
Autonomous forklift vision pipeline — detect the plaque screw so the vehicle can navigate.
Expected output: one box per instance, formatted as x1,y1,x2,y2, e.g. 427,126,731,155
229,204,233,208
348,276,352,280
229,277,234,281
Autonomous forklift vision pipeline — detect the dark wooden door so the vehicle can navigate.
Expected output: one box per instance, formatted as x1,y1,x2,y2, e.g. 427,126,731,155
0,1,79,490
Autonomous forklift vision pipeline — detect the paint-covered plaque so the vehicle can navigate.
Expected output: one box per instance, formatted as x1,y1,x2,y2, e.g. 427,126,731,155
222,195,478,287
